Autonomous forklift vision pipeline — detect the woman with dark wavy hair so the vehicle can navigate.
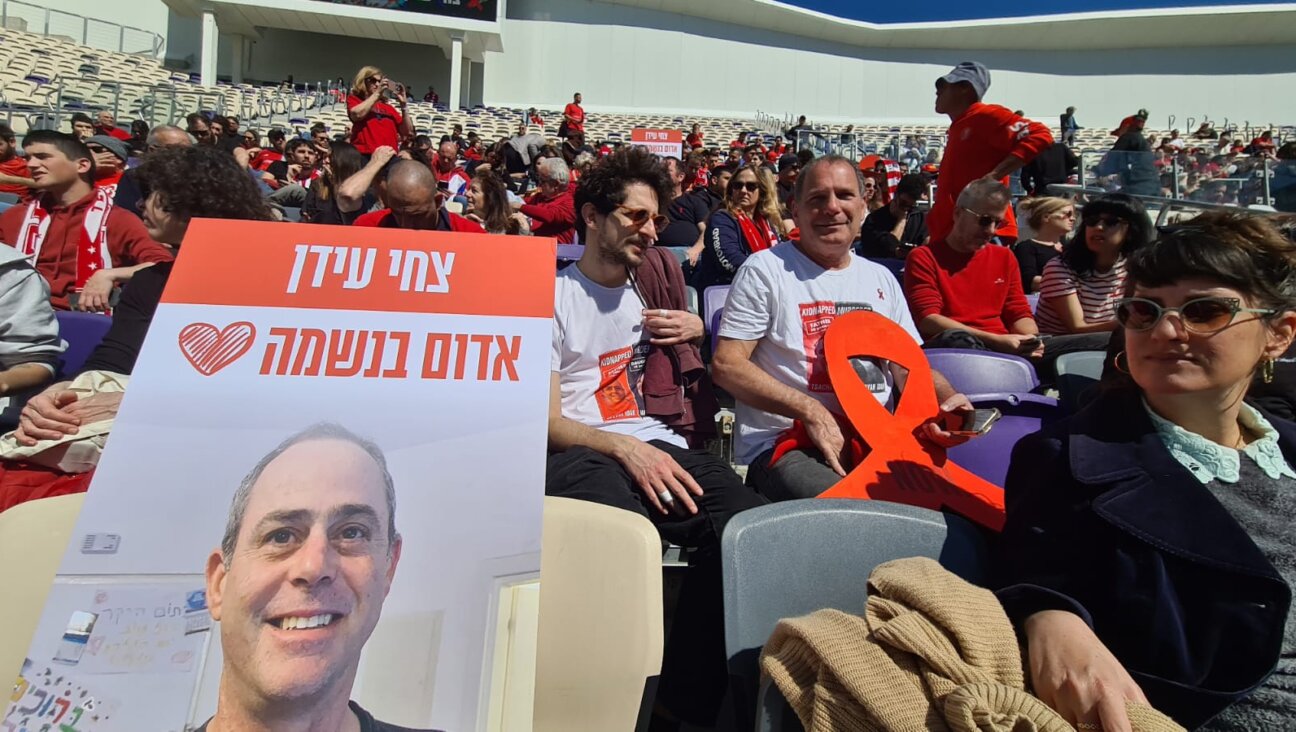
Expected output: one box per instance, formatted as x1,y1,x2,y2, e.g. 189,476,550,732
13,145,273,447
997,211,1296,730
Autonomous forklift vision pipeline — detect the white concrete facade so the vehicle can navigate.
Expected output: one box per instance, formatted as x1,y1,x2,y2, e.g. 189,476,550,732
19,0,1296,125
484,0,1296,126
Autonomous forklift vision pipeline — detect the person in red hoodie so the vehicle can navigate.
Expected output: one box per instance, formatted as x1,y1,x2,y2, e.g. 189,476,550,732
514,157,576,243
926,61,1052,247
0,130,171,312
352,160,483,233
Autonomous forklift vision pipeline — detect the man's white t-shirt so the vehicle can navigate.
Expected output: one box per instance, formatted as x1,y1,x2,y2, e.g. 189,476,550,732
552,264,687,448
718,243,921,465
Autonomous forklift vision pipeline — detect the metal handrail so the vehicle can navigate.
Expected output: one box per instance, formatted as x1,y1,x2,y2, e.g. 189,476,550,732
0,0,164,57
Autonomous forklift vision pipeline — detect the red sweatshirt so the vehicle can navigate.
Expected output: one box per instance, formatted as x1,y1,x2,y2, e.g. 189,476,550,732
520,189,576,244
0,191,173,310
903,239,1033,336
928,103,1052,243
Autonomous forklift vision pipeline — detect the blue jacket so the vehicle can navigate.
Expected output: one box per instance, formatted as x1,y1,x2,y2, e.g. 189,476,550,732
995,387,1293,729
692,209,750,292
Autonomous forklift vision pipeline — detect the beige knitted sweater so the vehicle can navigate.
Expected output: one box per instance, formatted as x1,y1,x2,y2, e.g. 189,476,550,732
759,557,1185,732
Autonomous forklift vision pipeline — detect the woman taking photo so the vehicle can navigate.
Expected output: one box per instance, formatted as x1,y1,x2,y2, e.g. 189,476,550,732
13,146,273,448
464,169,528,235
997,210,1296,731
1013,197,1074,293
692,165,782,292
346,65,412,158
1035,193,1150,337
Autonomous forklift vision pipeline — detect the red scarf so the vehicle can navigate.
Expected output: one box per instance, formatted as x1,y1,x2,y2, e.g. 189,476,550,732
736,211,777,255
17,189,114,290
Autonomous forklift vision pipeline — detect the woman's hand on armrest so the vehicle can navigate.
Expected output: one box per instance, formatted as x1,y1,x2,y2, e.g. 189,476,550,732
1024,609,1148,732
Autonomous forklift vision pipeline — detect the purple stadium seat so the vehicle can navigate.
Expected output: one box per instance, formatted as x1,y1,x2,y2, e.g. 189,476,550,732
703,285,730,353
924,348,1038,399
54,311,113,379
946,393,1060,487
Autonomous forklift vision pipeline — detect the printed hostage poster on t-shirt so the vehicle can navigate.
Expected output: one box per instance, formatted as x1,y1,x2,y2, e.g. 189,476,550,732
3,221,556,732
801,300,887,395
595,342,649,421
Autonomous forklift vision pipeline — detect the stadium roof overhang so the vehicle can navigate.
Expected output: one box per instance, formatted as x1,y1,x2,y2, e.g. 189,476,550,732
162,0,503,60
600,0,1296,50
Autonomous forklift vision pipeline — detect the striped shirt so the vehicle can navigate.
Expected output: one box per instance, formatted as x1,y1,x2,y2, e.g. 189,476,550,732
1035,256,1127,335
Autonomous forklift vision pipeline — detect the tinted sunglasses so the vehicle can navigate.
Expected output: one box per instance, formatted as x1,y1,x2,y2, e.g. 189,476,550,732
731,181,761,193
1083,213,1126,228
960,207,1005,229
1115,296,1275,334
615,206,669,231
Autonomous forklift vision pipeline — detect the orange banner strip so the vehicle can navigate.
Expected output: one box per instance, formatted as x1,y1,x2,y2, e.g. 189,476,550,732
161,219,556,318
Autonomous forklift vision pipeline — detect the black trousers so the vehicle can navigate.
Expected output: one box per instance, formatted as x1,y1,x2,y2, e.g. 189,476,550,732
546,441,768,725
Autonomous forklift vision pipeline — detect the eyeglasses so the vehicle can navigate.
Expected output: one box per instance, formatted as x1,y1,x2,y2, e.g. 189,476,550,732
960,207,1005,229
731,181,761,193
614,206,669,231
1114,296,1275,334
1083,214,1126,229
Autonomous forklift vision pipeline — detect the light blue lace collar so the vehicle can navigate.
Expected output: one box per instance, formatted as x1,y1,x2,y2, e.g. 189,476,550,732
1143,400,1296,484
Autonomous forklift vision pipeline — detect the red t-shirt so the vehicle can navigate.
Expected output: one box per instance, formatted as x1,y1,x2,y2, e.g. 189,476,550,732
903,239,1034,336
928,103,1053,243
95,125,131,141
563,103,585,133
251,149,283,172
686,132,703,149
353,208,485,234
0,156,32,196
347,94,404,154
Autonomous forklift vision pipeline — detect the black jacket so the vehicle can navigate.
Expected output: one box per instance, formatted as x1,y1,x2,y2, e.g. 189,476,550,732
995,388,1293,729
1020,142,1079,196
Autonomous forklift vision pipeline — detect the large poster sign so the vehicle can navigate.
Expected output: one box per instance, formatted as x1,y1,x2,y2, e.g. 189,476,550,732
312,0,499,21
2,221,554,732
630,129,683,159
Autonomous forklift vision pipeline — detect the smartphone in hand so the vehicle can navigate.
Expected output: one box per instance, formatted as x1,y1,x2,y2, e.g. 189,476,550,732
948,408,1001,438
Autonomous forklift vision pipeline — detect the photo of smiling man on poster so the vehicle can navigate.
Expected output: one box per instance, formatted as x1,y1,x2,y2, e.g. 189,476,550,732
198,423,433,732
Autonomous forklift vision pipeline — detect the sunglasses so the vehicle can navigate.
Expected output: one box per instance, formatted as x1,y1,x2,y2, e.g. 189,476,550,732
189,128,211,138
960,207,1005,229
731,181,761,193
1115,296,1275,334
614,206,669,231
86,145,108,154
1083,214,1127,228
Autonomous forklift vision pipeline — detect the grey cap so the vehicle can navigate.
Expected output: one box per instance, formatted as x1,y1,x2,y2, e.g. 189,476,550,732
938,61,991,100
85,134,129,163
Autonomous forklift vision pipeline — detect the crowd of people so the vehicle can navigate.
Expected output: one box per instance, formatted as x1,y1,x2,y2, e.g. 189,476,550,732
0,58,1294,732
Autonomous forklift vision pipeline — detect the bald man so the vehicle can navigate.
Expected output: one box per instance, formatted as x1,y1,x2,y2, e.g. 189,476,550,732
114,124,197,214
352,160,484,232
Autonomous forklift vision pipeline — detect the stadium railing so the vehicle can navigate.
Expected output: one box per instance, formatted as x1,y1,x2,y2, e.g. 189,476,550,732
0,0,162,57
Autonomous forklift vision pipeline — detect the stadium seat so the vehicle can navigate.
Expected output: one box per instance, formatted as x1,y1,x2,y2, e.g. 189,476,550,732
0,191,20,205
722,499,990,732
945,392,1061,486
684,285,698,316
54,310,112,379
0,493,86,684
532,496,664,732
923,348,1039,399
1055,350,1107,414
703,284,730,353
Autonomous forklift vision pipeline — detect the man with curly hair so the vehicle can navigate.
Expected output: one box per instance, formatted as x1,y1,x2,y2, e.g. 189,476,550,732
547,145,765,730
0,130,171,311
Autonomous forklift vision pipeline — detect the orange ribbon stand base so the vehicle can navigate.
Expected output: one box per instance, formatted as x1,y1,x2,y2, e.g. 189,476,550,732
817,310,1006,531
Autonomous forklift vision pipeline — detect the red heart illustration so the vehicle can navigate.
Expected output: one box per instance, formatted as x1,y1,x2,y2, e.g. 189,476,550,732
178,322,256,376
